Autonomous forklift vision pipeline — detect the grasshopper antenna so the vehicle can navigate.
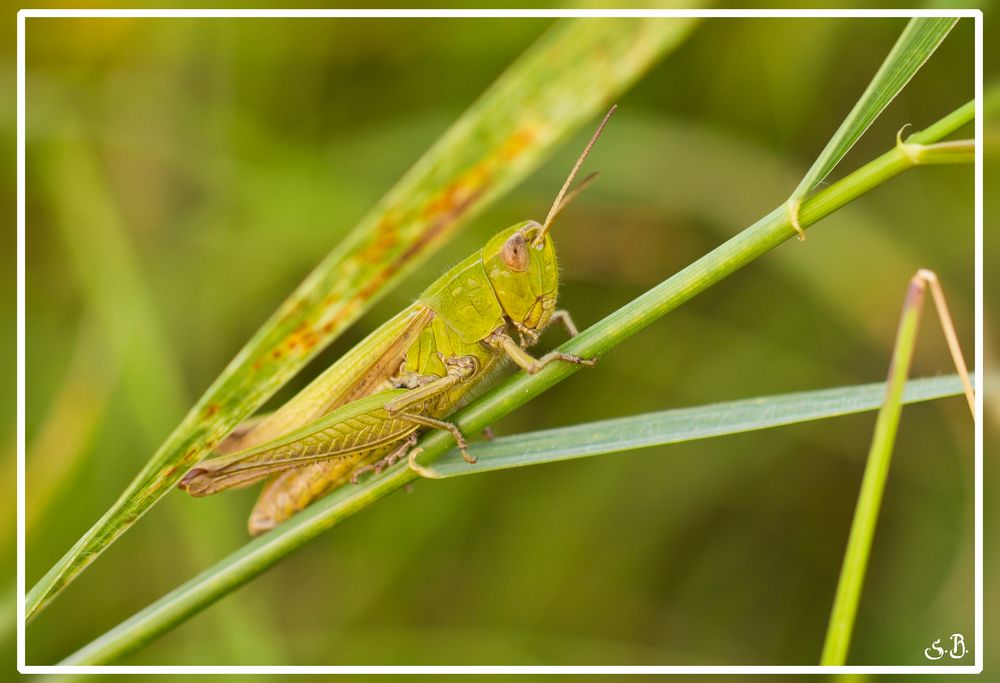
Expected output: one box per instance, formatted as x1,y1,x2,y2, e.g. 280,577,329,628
534,104,617,246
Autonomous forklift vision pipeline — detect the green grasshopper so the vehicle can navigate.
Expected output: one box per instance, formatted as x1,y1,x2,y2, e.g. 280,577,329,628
180,107,616,535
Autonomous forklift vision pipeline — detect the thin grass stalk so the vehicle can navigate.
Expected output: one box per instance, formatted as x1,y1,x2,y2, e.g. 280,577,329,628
819,280,924,666
820,270,975,665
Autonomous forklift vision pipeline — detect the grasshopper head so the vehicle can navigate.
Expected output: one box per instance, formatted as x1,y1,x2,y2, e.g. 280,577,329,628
484,106,616,343
484,221,558,340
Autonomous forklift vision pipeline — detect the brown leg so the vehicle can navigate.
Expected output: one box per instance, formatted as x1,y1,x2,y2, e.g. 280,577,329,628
384,355,477,415
398,411,474,463
491,331,596,375
350,434,418,485
550,309,580,337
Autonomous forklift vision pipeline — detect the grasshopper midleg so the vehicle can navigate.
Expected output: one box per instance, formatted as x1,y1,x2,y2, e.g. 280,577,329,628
384,354,477,462
181,106,618,535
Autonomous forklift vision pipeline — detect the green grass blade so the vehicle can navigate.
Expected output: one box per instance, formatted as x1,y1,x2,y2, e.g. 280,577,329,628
58,102,972,666
26,17,696,620
819,286,924,666
789,17,957,205
420,375,969,478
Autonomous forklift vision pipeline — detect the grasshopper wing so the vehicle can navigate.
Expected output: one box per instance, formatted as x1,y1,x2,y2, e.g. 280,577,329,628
179,389,418,496
221,304,434,454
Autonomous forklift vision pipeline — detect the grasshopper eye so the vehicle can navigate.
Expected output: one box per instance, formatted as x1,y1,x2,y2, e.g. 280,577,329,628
501,232,530,272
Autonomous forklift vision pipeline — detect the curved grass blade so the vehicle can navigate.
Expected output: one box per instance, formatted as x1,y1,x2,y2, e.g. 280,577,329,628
787,17,957,233
419,374,970,478
26,17,698,620
58,101,973,666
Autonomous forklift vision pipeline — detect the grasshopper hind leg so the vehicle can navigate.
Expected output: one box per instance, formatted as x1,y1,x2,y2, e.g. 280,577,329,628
248,459,354,536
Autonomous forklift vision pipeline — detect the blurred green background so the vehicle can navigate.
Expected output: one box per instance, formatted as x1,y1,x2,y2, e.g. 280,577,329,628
16,11,992,668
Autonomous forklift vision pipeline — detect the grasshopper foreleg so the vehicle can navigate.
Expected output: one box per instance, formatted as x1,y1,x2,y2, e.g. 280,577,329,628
489,330,596,375
549,309,580,337
515,310,580,346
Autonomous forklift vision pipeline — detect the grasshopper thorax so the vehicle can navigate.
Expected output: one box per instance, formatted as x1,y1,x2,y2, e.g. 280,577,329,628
483,220,558,340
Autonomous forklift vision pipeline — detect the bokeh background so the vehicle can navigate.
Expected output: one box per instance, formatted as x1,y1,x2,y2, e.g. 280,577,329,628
13,10,994,669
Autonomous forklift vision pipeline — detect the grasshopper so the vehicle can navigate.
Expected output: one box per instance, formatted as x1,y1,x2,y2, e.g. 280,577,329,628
180,107,616,535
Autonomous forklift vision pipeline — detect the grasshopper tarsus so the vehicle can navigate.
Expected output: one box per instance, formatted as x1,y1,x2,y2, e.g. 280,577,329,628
529,351,597,374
